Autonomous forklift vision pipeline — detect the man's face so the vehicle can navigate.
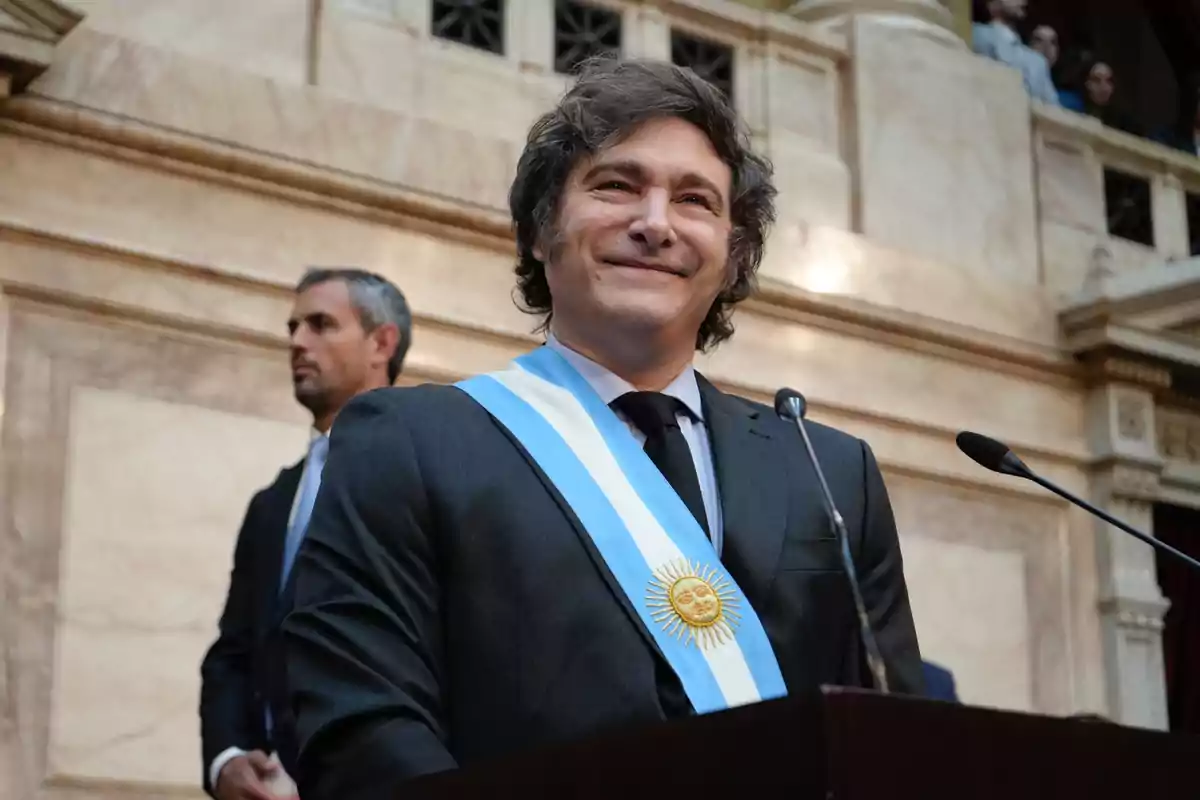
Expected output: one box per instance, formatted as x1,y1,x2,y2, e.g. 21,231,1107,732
1030,25,1058,66
1086,63,1114,107
541,117,733,351
288,280,389,421
991,0,1027,22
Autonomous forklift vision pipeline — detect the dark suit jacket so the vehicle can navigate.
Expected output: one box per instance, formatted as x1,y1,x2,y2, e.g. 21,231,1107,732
283,378,924,799
199,461,302,796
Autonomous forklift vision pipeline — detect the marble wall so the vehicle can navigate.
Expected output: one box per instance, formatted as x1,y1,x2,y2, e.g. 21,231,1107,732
0,0,1153,796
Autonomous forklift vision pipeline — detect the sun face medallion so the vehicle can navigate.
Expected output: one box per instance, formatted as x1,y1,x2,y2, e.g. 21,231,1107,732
646,559,741,649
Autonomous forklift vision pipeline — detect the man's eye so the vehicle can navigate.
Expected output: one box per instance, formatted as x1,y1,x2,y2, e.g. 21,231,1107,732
597,180,632,191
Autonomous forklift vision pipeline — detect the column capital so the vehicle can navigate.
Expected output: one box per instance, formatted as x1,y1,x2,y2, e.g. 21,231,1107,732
786,0,960,46
1097,595,1170,634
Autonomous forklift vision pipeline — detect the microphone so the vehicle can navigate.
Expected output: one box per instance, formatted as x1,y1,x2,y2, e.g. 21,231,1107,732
774,388,891,694
956,431,1200,572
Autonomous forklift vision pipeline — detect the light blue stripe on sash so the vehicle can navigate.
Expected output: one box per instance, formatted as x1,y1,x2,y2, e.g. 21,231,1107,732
457,373,730,713
515,347,788,702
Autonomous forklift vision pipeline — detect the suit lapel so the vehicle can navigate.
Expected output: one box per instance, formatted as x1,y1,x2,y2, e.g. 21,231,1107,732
697,376,790,612
487,418,672,663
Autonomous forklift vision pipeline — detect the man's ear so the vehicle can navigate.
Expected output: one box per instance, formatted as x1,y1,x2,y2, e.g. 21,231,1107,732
371,323,401,380
533,224,553,264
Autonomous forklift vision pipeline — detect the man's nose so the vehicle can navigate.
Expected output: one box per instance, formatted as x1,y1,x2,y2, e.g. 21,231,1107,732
628,189,676,250
290,325,311,353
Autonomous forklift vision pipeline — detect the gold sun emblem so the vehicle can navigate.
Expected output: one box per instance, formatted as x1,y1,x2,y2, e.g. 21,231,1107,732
646,560,741,649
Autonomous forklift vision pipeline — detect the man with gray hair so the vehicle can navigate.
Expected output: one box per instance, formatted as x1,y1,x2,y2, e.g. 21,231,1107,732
200,268,411,800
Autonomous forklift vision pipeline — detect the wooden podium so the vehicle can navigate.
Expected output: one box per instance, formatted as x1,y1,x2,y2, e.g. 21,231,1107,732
406,687,1198,798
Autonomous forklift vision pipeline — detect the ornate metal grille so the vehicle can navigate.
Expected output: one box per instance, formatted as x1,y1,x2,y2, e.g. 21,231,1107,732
431,0,505,55
670,29,733,100
554,0,622,74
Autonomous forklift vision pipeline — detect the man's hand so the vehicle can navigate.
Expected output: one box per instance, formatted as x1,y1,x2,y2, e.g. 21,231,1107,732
215,751,277,800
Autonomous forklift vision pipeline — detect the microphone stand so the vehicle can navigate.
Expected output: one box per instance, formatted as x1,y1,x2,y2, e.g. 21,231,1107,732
1023,471,1200,572
780,397,891,695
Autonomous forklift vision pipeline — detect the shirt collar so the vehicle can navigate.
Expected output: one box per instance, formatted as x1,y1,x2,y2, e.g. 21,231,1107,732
545,335,704,421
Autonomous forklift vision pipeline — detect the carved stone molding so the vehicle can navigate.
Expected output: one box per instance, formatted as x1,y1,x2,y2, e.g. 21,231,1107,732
1090,356,1173,391
1116,394,1149,441
1115,609,1168,633
0,0,83,94
1157,407,1200,465
1098,596,1170,633
786,0,961,45
1105,462,1162,501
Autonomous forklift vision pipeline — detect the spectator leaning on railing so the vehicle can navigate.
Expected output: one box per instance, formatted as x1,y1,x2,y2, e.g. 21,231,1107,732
972,0,1060,106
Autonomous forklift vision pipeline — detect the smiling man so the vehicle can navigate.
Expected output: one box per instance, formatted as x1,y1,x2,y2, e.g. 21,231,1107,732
283,57,923,800
199,268,410,800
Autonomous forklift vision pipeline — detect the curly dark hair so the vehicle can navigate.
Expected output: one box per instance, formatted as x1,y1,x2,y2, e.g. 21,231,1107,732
508,55,777,352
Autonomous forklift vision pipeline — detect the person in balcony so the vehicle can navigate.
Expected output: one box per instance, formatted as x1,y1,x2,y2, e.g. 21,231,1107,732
1079,59,1141,137
972,0,1060,106
1053,48,1091,112
1028,25,1059,74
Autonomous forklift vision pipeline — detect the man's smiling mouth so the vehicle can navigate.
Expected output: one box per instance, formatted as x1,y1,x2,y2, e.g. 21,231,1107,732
603,259,685,277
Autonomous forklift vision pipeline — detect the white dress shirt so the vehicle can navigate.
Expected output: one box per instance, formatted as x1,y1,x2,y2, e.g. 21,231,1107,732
208,428,327,790
546,336,724,554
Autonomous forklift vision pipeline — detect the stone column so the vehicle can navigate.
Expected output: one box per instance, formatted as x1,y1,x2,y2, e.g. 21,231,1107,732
506,0,555,73
1085,361,1171,729
1151,173,1192,262
624,3,672,62
786,0,960,46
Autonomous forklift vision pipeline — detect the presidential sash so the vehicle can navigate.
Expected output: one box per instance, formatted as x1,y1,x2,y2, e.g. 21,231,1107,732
456,345,787,714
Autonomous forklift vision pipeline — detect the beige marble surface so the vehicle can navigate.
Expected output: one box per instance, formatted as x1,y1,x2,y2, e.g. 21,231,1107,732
66,0,310,85
318,5,568,136
704,308,1085,457
850,18,1041,285
759,224,1061,347
887,472,1076,715
49,387,305,785
32,27,522,212
904,536,1033,710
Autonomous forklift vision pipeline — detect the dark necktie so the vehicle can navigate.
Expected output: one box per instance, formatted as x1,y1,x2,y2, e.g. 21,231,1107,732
611,391,710,538
611,391,706,719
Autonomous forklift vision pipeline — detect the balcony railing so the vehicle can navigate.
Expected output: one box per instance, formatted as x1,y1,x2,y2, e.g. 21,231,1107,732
1033,104,1200,299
